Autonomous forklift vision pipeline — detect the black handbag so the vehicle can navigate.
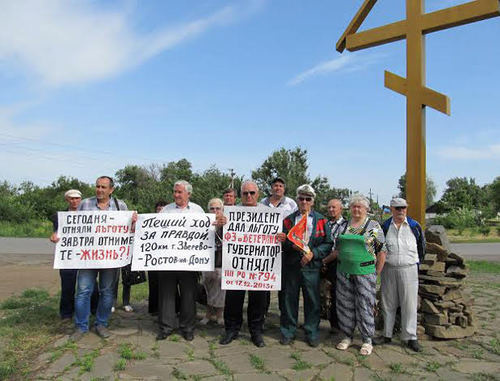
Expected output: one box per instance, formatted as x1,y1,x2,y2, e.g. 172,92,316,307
122,264,147,286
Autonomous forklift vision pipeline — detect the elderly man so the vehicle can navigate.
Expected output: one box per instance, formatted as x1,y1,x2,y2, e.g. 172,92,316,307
222,188,237,206
72,176,129,340
50,189,97,320
156,180,204,341
322,199,346,332
260,177,297,217
219,180,269,347
279,185,333,347
374,198,425,352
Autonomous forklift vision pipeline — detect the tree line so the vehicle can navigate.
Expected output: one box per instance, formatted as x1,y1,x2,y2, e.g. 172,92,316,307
1,147,498,231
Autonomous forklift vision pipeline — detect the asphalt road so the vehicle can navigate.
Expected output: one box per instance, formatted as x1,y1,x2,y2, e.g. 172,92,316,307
0,237,499,263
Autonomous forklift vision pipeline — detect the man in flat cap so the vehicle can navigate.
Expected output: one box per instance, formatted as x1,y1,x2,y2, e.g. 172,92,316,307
279,184,333,347
50,189,97,320
374,197,425,352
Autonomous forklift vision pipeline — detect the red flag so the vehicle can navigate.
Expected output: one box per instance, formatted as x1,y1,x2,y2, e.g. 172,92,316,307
287,213,309,252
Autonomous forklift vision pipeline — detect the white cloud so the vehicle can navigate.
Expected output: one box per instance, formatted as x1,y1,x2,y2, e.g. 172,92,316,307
287,53,383,86
0,0,259,87
438,144,500,160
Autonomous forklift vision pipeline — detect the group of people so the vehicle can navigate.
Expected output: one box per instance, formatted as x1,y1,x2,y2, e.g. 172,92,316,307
50,175,425,356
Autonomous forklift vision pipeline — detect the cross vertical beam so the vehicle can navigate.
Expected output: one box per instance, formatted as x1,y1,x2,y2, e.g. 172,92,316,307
406,0,427,225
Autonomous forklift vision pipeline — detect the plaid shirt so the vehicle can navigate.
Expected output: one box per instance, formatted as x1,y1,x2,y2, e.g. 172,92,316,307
78,197,128,211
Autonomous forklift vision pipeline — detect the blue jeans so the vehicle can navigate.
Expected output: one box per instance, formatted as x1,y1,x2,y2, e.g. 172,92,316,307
75,269,118,332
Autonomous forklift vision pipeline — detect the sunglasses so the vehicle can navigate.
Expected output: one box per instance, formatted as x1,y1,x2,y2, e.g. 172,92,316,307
395,206,407,210
242,191,256,196
209,207,222,211
298,196,312,202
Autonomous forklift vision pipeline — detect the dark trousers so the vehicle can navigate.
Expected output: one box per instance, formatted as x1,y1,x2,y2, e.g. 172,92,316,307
280,267,321,341
326,261,339,329
112,267,131,306
59,269,98,318
224,290,266,336
158,271,197,334
148,271,159,314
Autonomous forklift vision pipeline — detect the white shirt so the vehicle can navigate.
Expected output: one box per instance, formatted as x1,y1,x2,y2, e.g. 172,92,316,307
160,201,204,214
385,217,419,266
260,196,297,218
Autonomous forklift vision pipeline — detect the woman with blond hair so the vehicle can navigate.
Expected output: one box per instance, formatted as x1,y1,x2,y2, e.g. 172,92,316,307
324,194,386,356
200,198,226,326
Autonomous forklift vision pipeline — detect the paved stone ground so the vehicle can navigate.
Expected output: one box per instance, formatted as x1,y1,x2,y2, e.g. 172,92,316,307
31,273,500,380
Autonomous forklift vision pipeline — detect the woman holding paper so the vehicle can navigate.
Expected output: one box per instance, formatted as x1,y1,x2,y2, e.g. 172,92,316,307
324,194,386,356
200,198,226,326
278,184,333,347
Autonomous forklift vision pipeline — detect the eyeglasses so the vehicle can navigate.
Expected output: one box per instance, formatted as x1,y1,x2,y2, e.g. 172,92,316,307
209,207,222,211
395,206,407,210
298,196,312,202
242,191,256,196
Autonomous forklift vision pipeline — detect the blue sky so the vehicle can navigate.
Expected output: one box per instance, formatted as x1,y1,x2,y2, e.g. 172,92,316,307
1,0,499,205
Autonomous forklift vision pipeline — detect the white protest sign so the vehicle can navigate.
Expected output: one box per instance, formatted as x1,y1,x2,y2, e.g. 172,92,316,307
222,206,282,291
132,213,215,271
54,211,134,269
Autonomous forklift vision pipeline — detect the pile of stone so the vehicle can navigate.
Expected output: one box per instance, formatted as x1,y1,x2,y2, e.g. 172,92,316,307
417,225,475,339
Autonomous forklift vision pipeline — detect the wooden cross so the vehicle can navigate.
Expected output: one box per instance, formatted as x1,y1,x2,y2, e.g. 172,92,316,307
336,0,499,226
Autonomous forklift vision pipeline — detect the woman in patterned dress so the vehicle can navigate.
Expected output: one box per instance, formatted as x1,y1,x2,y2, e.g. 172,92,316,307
324,194,386,356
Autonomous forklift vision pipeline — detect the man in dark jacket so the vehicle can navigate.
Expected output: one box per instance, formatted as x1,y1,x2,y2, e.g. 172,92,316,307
279,184,333,347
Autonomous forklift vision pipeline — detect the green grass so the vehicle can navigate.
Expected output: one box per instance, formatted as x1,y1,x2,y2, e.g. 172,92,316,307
468,261,500,274
290,352,312,371
469,372,499,381
185,347,195,361
0,220,53,238
488,338,500,355
74,349,100,373
0,289,60,379
447,228,500,243
389,362,405,374
249,354,266,373
118,343,147,360
171,367,188,380
114,358,127,371
425,361,441,372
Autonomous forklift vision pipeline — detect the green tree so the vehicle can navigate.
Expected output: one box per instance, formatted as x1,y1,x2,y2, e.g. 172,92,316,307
251,147,309,197
252,147,352,215
398,173,437,207
439,177,486,211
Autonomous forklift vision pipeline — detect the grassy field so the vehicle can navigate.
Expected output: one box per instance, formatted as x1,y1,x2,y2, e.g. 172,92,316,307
447,227,500,243
0,220,52,238
0,282,149,380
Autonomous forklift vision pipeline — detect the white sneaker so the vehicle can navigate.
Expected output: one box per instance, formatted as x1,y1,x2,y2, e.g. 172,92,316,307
111,306,115,313
123,305,134,312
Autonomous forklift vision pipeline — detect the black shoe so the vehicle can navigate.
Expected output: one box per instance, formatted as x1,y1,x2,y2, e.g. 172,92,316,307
307,337,320,348
251,334,265,348
182,331,194,341
280,335,293,345
156,331,172,341
373,336,392,346
219,331,238,345
407,340,422,352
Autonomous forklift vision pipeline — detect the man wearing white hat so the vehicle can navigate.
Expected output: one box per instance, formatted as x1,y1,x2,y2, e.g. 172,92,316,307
374,197,425,352
50,189,99,320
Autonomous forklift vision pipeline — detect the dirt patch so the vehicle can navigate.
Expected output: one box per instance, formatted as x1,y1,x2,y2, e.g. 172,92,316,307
0,263,59,301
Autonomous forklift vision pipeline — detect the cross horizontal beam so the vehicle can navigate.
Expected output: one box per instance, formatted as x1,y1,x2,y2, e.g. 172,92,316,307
384,71,451,115
342,0,500,52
